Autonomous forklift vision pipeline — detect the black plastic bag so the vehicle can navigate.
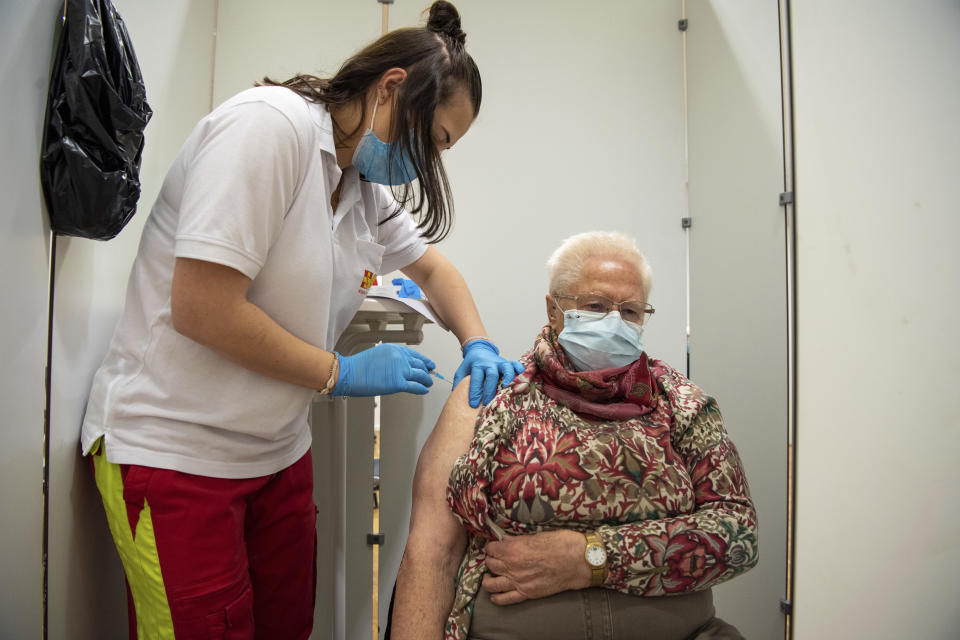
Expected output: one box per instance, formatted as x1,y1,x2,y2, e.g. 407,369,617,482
40,0,152,240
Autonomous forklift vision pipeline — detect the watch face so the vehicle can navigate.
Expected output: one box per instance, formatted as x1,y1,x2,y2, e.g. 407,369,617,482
586,544,606,566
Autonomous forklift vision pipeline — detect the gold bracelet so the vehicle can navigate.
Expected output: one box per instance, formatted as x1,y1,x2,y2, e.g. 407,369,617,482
459,335,490,348
319,353,339,395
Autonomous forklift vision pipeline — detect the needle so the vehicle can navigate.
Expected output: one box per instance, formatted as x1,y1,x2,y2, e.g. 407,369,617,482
430,369,452,385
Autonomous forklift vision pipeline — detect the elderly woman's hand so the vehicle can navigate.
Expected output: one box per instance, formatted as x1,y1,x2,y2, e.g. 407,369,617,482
481,530,592,605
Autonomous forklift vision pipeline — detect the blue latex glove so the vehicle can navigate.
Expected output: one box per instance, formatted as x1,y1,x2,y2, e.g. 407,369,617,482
391,277,423,300
452,339,525,408
332,344,435,397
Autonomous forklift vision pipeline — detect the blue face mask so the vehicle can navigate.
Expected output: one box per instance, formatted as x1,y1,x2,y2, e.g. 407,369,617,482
351,99,419,186
557,308,645,372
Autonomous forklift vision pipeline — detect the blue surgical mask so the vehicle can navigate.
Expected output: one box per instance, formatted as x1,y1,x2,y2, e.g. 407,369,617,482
557,308,645,372
351,99,418,186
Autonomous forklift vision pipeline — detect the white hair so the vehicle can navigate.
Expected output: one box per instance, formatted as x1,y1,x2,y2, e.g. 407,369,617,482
546,231,653,297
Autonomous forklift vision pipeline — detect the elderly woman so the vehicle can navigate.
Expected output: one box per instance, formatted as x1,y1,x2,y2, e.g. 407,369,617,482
391,231,758,640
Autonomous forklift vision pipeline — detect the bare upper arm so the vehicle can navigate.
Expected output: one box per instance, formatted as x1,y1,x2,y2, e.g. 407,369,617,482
399,245,448,287
170,257,251,337
407,377,480,555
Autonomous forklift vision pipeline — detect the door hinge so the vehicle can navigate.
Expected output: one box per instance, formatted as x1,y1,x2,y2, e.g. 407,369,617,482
779,191,794,206
779,598,792,615
678,19,689,32
367,533,385,546
681,217,692,229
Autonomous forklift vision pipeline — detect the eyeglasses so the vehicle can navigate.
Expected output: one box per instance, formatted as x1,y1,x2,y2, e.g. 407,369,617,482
554,294,655,325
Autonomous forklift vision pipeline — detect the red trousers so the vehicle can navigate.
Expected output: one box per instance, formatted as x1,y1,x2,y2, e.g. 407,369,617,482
91,446,317,639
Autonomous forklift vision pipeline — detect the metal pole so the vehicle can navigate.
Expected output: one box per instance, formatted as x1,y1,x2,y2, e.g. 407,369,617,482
41,231,57,640
777,0,798,636
679,0,692,379
210,0,220,112
379,0,392,36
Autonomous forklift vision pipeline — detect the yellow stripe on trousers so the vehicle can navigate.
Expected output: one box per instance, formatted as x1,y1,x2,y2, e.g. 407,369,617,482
92,439,175,639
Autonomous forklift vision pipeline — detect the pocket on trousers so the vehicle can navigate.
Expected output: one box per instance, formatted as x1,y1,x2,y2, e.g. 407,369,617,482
121,465,155,507
119,465,156,532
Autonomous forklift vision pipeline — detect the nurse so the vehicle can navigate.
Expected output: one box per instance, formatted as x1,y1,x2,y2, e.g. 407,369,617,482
80,2,520,638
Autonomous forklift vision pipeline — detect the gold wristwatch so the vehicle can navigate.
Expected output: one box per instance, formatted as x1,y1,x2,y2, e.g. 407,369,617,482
583,530,607,587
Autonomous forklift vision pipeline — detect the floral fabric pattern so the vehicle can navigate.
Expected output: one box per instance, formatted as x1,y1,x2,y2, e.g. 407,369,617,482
443,328,758,639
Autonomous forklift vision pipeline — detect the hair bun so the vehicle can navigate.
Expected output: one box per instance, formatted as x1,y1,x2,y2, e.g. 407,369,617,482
427,1,466,46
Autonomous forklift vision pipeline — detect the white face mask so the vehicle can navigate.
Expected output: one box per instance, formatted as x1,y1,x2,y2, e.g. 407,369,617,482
557,308,645,372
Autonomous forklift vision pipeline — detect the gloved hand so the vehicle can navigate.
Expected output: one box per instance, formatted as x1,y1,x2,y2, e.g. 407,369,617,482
391,277,423,300
332,344,434,397
452,339,525,408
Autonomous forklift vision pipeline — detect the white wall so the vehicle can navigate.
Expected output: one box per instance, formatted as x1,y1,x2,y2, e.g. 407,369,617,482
42,2,218,638
213,0,381,107
0,1,61,636
792,1,960,637
386,0,688,369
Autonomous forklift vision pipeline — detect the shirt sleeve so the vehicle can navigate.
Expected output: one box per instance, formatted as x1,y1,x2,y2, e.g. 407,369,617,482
175,100,305,280
596,396,759,595
371,184,428,274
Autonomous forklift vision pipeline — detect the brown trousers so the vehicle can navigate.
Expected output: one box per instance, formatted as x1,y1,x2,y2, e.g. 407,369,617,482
468,587,745,640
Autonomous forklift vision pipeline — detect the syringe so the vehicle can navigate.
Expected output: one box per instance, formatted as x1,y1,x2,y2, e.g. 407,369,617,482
430,369,452,385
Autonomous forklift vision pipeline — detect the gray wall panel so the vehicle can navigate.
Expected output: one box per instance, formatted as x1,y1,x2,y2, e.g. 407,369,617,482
0,0,61,636
686,2,788,638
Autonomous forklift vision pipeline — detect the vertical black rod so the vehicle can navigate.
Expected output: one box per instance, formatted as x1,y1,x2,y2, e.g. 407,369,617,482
42,231,57,640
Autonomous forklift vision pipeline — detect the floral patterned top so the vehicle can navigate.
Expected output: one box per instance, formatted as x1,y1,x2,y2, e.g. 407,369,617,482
443,330,758,639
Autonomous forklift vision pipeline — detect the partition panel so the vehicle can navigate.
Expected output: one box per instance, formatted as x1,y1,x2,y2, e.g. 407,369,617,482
685,2,789,638
0,1,61,636
791,1,960,637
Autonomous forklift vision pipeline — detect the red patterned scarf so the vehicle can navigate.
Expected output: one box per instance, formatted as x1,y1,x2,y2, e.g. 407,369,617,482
526,325,657,421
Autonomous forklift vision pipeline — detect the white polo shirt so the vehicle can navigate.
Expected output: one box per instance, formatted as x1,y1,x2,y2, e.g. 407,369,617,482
81,86,427,478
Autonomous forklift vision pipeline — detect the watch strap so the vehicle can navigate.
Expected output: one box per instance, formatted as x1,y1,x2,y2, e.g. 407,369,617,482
584,530,607,587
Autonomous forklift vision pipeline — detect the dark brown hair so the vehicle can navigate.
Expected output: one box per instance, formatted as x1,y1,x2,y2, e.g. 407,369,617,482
260,1,481,242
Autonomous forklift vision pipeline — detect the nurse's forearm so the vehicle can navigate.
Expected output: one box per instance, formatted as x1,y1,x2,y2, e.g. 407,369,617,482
402,246,489,345
171,258,337,391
